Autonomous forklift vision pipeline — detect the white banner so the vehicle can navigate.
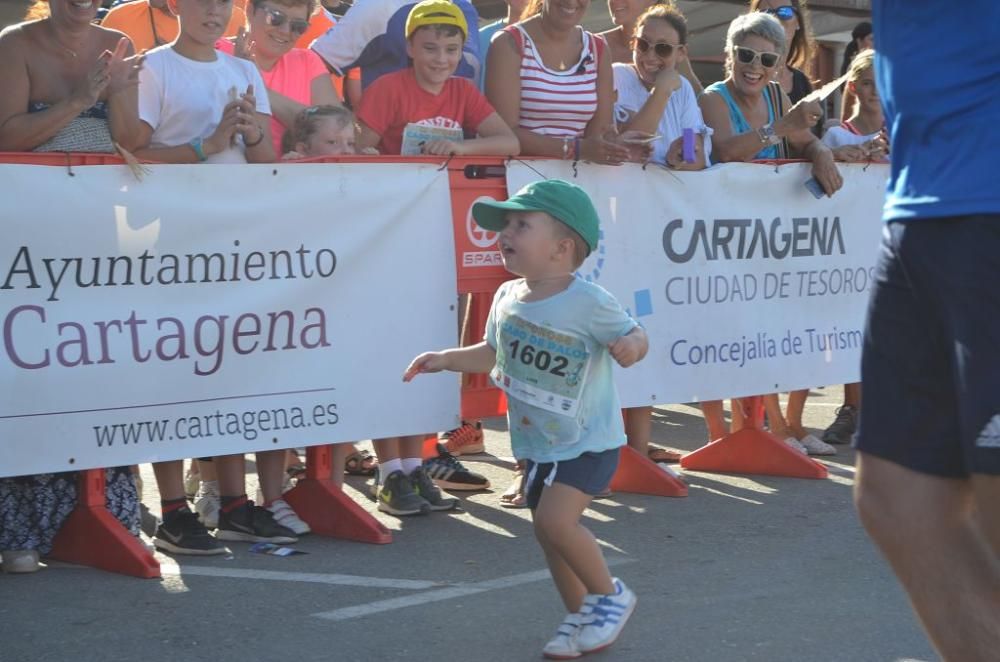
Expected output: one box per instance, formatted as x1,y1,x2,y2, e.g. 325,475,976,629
507,161,888,407
0,163,459,477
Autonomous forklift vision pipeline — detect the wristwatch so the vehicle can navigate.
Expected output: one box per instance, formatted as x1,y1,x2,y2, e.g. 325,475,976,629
756,122,780,146
189,137,207,162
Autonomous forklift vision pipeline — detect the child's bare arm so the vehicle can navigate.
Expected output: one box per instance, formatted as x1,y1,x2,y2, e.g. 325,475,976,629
608,326,648,368
403,341,497,382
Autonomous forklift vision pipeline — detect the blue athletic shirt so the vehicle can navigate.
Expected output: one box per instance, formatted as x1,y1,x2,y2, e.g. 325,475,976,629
873,0,1000,221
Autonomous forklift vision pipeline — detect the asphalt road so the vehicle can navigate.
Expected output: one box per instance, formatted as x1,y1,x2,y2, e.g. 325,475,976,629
0,387,936,662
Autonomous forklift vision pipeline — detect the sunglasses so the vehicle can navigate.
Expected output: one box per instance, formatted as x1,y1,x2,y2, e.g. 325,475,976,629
762,5,796,21
261,7,310,36
733,45,780,68
635,37,680,58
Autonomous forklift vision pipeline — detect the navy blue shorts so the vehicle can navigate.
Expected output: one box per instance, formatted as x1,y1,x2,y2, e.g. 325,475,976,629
524,447,620,511
856,215,1000,477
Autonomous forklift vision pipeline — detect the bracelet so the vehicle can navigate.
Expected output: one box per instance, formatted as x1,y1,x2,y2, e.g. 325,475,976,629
573,137,582,161
244,126,265,148
189,137,207,162
561,137,571,160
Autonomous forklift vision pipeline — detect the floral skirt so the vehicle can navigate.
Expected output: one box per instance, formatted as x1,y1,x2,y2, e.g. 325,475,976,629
0,468,139,555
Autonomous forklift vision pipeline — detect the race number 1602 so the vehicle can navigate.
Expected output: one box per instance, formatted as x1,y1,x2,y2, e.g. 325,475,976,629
507,340,568,376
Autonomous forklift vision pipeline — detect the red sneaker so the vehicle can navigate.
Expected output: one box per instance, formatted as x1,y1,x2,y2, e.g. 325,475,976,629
440,421,485,455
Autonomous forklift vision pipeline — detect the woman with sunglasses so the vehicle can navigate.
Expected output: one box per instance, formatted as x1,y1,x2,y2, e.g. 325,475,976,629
613,4,709,170
748,0,814,105
217,0,340,155
609,3,710,465
598,0,704,94
699,11,841,457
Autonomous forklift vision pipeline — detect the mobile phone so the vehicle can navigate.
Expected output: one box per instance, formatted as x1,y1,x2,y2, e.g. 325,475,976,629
682,128,695,163
804,177,826,199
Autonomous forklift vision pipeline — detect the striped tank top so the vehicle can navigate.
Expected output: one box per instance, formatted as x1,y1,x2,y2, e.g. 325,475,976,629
505,24,602,138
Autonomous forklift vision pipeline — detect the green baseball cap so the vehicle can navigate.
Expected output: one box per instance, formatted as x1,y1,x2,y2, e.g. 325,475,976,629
472,179,600,255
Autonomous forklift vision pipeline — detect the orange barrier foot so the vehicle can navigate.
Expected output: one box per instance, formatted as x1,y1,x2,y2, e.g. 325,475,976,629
49,469,160,578
283,445,391,544
609,445,688,497
680,428,828,479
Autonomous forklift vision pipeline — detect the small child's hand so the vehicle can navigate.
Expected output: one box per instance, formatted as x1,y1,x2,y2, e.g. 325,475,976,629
403,352,449,382
609,328,648,368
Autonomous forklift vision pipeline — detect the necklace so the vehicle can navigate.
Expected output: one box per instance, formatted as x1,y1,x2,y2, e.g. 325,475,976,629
48,22,80,59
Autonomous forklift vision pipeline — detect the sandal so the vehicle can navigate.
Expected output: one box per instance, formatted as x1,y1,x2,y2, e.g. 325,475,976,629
647,447,683,463
344,449,378,476
499,470,528,509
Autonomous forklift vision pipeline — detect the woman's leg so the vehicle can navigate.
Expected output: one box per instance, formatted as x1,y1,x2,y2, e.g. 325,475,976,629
785,389,810,440
623,406,652,455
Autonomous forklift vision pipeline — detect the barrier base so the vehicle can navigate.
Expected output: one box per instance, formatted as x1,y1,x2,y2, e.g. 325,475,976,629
422,435,440,460
283,479,392,544
49,469,160,578
283,445,391,544
609,445,688,497
680,428,828,479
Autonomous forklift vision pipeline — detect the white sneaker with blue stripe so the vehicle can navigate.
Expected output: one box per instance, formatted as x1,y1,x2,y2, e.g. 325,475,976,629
576,577,637,654
542,612,584,659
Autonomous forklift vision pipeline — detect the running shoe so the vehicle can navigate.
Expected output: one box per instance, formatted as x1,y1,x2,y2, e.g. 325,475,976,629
153,507,229,556
409,467,459,511
542,612,585,659
423,444,490,491
822,405,858,445
440,420,485,455
216,501,298,544
194,479,220,529
798,434,837,456
576,578,637,654
377,470,431,516
265,498,311,535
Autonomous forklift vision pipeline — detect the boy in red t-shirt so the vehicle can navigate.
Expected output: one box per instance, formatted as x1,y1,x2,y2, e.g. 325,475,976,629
355,0,519,156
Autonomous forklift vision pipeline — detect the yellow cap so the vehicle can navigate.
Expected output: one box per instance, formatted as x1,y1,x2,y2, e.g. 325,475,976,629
405,0,468,40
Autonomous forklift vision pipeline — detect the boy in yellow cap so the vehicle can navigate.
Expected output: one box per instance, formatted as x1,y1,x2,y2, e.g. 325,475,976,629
355,0,518,156
405,179,647,658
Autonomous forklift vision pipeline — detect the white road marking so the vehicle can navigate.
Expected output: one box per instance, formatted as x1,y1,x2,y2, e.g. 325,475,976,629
157,563,445,590
311,557,635,622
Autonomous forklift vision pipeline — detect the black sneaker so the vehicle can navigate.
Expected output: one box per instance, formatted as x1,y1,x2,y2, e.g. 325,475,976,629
153,507,229,556
423,443,491,491
410,467,459,511
377,470,431,516
216,501,298,544
822,405,858,445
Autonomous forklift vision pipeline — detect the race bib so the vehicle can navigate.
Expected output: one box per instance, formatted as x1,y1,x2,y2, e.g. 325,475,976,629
492,314,591,417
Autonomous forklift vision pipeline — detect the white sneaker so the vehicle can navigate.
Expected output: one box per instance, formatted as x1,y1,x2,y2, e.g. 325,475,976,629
195,480,220,529
576,578,637,654
542,612,584,659
783,437,808,454
1,549,40,573
184,467,201,498
798,434,837,456
266,498,311,535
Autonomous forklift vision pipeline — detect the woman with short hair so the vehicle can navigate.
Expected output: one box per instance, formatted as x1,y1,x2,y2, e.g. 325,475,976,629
699,12,841,457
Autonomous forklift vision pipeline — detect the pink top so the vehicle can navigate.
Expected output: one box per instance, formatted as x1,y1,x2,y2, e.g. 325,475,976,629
216,41,329,154
505,24,602,138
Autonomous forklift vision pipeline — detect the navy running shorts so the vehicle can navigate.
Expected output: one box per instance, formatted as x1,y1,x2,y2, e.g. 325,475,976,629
524,447,620,510
856,215,1000,477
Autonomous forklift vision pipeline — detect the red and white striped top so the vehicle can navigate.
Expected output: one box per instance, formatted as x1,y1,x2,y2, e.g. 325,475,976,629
505,24,602,138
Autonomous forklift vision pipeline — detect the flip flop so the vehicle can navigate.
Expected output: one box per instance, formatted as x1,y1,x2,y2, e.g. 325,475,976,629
344,449,378,476
499,472,528,509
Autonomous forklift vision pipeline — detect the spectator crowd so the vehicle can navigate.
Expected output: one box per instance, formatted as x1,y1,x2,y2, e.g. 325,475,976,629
0,0,886,655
